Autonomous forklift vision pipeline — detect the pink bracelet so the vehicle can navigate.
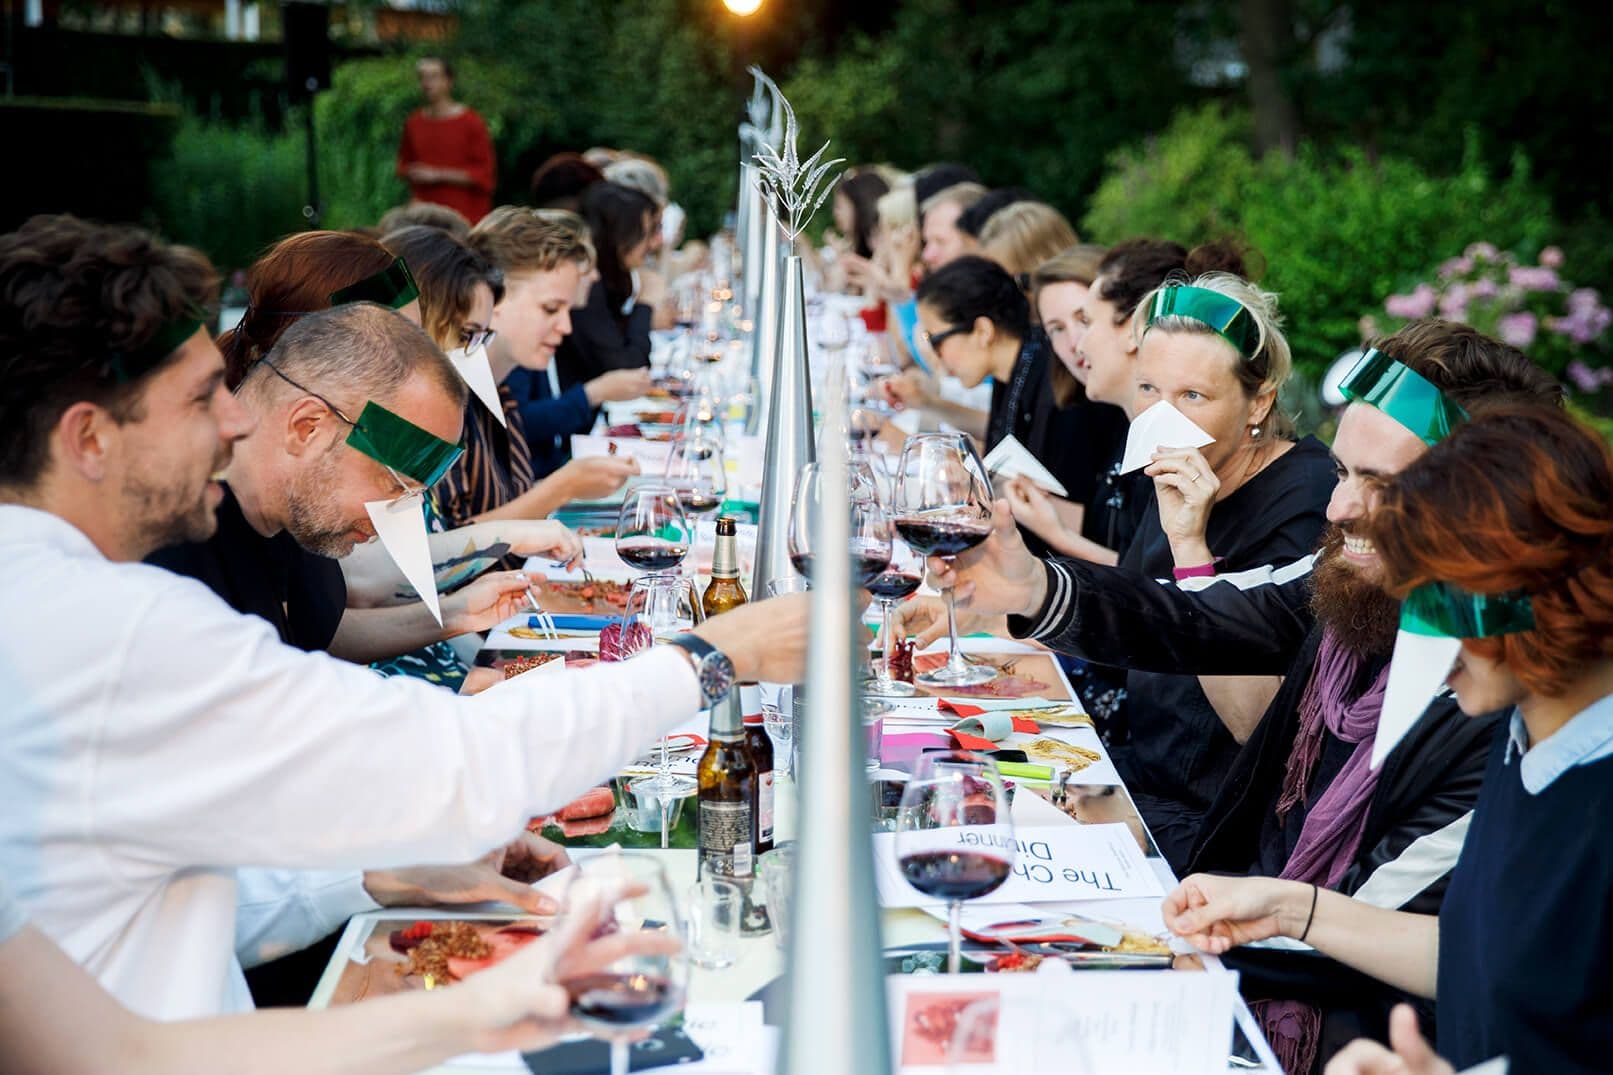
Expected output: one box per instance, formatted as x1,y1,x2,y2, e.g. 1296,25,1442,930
1172,560,1220,581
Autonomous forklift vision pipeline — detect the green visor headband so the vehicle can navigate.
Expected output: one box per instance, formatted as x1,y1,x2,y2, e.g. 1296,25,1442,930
1143,284,1261,360
345,400,463,486
107,310,206,384
1339,348,1468,446
1400,580,1536,639
329,258,420,310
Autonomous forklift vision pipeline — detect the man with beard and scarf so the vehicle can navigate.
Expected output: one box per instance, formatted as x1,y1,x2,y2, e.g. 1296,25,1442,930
894,318,1563,1071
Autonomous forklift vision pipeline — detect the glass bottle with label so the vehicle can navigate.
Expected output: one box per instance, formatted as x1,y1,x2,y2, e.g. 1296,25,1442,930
740,683,774,855
696,689,756,884
701,515,748,618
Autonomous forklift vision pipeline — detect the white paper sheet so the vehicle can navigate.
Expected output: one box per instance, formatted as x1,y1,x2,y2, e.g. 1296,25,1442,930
364,491,442,625
872,823,1162,908
1371,630,1462,768
888,971,1236,1074
983,433,1069,497
446,346,507,427
1119,400,1215,474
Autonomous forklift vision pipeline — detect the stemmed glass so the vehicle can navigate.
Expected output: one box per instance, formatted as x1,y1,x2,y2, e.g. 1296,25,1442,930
664,432,727,518
561,854,689,1075
615,484,692,576
622,574,702,847
892,433,996,688
866,556,921,697
895,751,1015,974
816,311,852,358
786,462,893,589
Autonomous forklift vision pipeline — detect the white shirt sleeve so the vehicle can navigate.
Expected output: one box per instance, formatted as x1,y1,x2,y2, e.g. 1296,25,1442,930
84,570,701,880
233,868,378,968
0,876,27,945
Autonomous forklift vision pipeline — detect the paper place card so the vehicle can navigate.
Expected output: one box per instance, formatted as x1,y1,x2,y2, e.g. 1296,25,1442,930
888,971,1236,1074
1119,400,1215,474
872,823,1162,908
364,492,441,626
983,433,1069,497
447,346,506,427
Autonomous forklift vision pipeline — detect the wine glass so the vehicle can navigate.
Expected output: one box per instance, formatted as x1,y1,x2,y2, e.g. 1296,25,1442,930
866,557,921,697
892,433,996,688
895,751,1015,974
786,462,893,588
622,574,702,847
663,431,727,519
615,484,692,576
562,854,688,1075
816,311,852,358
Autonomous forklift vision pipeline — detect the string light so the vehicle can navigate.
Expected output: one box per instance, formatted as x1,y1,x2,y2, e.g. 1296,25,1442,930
723,0,763,14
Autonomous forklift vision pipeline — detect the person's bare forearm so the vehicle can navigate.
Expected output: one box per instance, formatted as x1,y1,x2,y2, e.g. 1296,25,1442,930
328,603,446,662
1277,884,1440,999
1199,674,1283,743
344,522,513,607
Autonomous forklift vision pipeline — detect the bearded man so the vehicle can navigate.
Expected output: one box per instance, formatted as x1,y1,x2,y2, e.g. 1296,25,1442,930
897,319,1562,1071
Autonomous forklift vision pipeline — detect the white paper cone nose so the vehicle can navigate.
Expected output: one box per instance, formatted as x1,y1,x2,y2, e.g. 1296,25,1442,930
364,492,442,626
1371,630,1463,769
447,346,506,428
1119,400,1216,474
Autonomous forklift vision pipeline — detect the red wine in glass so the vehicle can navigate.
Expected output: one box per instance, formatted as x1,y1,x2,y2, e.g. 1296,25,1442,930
788,550,891,588
676,489,722,514
898,850,1012,902
565,972,681,1027
893,517,992,558
866,569,921,601
617,537,689,571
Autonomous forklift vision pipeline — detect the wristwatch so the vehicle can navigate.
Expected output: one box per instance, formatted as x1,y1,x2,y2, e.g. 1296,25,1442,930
666,632,736,708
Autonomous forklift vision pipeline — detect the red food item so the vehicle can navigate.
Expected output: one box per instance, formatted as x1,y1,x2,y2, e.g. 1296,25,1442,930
388,920,436,953
888,637,916,683
604,424,642,438
556,785,616,820
598,620,654,662
560,814,616,837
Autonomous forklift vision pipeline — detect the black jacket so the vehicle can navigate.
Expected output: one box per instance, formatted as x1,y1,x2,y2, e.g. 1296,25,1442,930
1011,554,1499,1055
554,279,652,393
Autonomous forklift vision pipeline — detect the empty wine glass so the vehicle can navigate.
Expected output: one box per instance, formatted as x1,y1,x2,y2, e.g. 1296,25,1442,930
787,462,894,589
896,751,1015,974
615,484,692,576
561,854,688,1075
892,433,996,688
622,574,702,847
816,310,852,357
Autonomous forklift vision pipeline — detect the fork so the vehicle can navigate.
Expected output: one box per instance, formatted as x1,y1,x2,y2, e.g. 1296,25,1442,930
524,587,560,641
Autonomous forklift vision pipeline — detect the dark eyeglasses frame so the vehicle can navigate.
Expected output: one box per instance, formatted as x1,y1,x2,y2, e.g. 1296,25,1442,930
923,323,972,351
459,324,497,355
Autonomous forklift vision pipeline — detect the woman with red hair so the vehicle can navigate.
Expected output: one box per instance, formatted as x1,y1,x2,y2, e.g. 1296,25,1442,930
1162,403,1613,1074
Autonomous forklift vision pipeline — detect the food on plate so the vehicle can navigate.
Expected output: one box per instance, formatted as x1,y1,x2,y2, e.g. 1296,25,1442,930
598,619,654,661
396,921,544,985
537,577,634,613
1022,738,1102,771
527,784,617,836
502,652,564,678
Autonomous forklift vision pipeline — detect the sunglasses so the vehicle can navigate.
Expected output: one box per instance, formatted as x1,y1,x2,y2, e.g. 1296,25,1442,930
923,324,972,351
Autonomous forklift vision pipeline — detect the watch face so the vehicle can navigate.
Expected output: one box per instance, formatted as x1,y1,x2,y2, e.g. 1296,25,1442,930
698,651,736,704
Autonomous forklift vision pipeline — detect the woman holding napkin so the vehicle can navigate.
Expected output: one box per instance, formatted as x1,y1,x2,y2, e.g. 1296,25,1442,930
1165,404,1613,1075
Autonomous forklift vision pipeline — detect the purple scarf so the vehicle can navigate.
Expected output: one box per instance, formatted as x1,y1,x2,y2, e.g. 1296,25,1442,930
1258,628,1391,1073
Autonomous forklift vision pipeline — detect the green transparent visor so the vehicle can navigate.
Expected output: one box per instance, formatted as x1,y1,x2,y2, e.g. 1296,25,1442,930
1400,580,1536,639
1143,284,1261,360
329,258,421,310
345,400,463,486
1339,348,1468,446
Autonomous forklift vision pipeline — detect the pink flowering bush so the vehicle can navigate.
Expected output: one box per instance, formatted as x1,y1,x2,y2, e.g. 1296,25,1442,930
1372,243,1611,384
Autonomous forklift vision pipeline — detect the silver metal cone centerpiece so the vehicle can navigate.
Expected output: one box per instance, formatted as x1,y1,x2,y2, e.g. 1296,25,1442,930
746,213,781,438
779,374,891,1075
750,252,814,599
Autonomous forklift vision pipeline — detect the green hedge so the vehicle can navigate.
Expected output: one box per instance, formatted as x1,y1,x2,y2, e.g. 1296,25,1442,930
1084,104,1556,378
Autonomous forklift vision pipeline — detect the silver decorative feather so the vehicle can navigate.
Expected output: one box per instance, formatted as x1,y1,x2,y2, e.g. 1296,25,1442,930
749,66,845,244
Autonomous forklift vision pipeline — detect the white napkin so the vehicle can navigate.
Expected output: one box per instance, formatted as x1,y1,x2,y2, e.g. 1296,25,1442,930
984,433,1069,497
1371,631,1462,768
446,346,506,428
1119,400,1215,474
364,492,442,626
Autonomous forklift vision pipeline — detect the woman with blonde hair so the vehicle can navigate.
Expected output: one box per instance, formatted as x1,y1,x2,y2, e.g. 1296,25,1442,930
979,200,1079,281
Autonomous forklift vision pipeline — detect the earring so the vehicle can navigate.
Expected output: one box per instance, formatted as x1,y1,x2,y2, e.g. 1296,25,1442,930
1250,424,1263,440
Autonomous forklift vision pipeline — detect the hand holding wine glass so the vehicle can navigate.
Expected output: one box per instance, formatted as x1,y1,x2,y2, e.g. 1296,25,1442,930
892,433,996,687
896,751,1015,974
559,855,688,1075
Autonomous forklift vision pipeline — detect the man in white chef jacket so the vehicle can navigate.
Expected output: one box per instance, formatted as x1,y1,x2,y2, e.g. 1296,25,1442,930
0,215,808,1018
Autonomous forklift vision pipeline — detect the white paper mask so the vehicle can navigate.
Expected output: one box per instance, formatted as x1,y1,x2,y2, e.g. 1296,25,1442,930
1371,631,1463,769
1120,400,1216,474
364,492,442,626
446,346,506,428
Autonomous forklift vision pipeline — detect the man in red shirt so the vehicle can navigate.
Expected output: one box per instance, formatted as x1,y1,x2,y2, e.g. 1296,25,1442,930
396,56,496,223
